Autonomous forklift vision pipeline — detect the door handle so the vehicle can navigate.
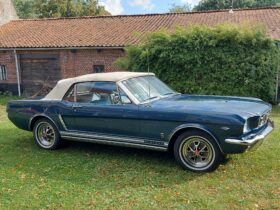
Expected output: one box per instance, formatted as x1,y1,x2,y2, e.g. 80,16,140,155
72,104,83,109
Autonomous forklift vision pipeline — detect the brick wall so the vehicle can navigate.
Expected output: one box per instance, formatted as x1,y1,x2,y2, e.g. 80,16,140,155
0,51,17,84
60,49,125,78
0,48,125,95
0,51,18,94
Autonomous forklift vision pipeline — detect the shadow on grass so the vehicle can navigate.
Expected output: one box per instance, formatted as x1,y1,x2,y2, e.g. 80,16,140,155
0,124,235,191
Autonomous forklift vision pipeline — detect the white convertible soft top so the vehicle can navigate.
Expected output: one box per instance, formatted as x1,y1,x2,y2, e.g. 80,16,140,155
43,72,154,100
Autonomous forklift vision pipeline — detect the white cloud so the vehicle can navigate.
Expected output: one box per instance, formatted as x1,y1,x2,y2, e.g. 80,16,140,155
180,0,201,6
99,0,124,15
128,0,155,10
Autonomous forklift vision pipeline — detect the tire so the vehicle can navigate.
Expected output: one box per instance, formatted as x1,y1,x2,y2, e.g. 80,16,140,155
33,118,61,150
174,130,222,172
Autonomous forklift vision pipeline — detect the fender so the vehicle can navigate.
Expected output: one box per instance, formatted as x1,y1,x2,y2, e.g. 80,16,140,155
168,123,224,153
29,114,60,132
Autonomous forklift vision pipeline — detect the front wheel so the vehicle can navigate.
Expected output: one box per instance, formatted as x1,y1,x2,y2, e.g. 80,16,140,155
174,130,222,172
33,118,61,150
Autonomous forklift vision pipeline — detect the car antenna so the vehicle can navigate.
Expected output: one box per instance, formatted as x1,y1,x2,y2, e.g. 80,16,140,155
146,49,151,104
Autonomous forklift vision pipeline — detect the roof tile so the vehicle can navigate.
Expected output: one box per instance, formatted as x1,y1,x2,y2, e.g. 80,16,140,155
0,7,279,49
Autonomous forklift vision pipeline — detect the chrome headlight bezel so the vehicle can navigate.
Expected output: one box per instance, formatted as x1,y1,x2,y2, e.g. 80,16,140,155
258,113,269,127
243,112,270,134
243,120,250,134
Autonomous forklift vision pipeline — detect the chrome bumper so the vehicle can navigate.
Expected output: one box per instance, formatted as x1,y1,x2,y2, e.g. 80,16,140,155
225,120,274,149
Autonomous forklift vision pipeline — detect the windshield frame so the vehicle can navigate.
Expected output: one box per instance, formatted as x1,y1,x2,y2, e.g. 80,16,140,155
117,75,178,105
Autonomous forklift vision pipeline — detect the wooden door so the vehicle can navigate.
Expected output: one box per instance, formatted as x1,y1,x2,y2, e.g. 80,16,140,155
20,54,60,97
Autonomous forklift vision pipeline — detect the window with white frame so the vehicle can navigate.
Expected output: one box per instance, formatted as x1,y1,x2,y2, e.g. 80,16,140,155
0,65,7,80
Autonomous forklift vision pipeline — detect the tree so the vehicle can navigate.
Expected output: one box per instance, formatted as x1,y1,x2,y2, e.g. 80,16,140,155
169,3,192,13
12,0,110,19
12,0,36,19
194,0,280,11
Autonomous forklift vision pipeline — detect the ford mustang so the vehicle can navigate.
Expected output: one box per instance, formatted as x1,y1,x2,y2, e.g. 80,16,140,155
7,72,274,172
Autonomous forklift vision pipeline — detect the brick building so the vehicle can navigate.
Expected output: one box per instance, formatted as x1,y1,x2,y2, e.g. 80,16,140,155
0,4,279,97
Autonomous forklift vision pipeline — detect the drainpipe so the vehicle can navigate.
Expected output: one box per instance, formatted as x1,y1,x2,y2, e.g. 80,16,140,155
14,49,21,97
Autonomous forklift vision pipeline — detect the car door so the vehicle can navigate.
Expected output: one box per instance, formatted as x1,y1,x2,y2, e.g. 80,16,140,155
137,104,179,142
59,81,140,137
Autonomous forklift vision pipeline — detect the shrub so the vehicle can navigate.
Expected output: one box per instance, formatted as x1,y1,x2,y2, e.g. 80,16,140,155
0,91,12,96
115,23,279,103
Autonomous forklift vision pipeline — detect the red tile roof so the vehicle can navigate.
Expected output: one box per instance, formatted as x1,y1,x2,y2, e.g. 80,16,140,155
0,7,279,49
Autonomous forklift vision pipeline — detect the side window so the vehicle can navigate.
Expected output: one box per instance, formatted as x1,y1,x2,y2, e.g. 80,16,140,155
64,82,118,105
0,65,7,80
119,88,132,104
63,85,76,102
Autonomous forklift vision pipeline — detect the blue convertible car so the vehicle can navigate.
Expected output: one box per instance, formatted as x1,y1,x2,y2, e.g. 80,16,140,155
7,72,274,172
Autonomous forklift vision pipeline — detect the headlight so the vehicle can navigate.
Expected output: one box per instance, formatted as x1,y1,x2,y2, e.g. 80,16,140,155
258,113,269,127
243,113,270,134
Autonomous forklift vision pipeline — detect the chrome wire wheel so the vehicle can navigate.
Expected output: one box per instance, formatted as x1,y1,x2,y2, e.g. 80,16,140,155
36,122,56,148
179,136,214,170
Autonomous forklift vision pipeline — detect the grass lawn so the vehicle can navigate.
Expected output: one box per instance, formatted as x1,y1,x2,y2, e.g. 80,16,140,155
0,96,279,209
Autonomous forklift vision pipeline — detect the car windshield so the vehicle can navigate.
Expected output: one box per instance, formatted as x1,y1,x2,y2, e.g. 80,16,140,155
122,76,176,103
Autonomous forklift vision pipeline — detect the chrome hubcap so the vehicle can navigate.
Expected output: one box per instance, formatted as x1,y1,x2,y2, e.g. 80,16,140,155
180,136,213,168
37,122,55,147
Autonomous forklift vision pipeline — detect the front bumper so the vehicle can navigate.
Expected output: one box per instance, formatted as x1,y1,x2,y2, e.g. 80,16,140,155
225,120,274,150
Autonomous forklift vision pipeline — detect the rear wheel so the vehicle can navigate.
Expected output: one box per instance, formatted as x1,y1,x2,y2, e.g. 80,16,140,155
33,118,61,150
174,130,222,172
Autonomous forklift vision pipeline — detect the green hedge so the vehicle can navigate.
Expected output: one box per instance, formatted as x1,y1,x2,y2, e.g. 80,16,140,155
115,24,279,103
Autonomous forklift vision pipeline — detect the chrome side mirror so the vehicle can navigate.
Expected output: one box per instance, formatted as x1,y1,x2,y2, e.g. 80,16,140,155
112,92,121,104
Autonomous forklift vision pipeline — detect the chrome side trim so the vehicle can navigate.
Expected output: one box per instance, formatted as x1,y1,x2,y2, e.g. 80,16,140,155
225,120,274,149
61,133,167,151
168,124,224,153
61,131,145,143
58,114,68,131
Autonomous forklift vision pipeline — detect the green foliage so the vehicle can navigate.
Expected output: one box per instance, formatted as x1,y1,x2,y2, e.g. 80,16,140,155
194,0,280,11
115,24,279,103
0,91,12,97
12,0,36,19
12,0,110,19
0,96,20,106
169,3,192,13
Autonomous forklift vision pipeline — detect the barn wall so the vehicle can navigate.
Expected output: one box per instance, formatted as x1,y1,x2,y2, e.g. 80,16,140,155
0,48,125,96
19,52,61,96
0,51,18,94
60,49,125,78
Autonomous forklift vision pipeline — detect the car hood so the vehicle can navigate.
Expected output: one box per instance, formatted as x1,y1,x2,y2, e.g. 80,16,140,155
150,94,271,119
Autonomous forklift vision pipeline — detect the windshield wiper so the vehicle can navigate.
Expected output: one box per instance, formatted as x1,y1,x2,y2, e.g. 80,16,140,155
142,96,160,102
163,92,175,96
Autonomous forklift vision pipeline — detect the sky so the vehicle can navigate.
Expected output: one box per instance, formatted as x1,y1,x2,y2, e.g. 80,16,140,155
99,0,202,15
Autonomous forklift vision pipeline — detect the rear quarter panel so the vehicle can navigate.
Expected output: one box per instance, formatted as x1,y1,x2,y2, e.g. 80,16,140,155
7,100,61,131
